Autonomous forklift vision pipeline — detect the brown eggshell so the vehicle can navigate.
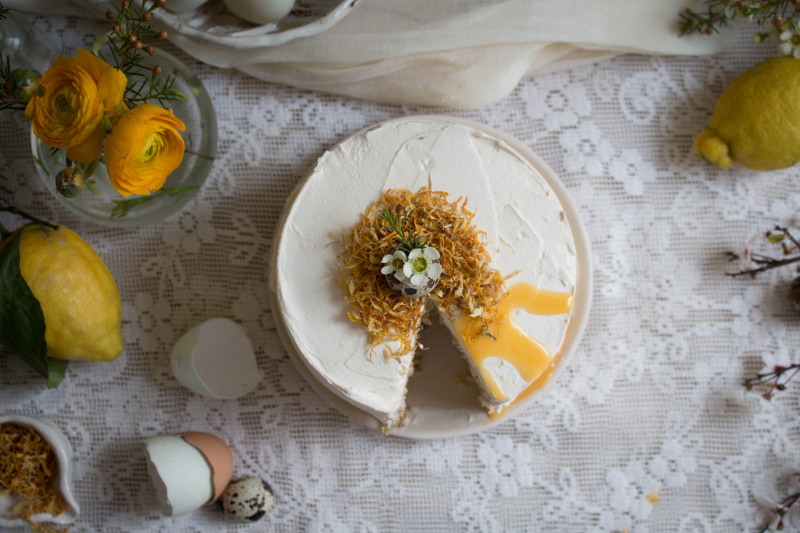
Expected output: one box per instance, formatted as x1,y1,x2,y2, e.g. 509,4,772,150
179,432,234,502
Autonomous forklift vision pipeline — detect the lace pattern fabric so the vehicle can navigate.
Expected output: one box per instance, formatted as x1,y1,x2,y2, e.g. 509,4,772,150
1,14,799,533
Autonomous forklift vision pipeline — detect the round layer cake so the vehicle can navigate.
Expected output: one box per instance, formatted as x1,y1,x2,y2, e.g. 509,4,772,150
271,117,583,433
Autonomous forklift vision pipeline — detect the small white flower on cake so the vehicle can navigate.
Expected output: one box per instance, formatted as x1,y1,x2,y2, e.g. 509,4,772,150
403,246,443,287
381,250,409,281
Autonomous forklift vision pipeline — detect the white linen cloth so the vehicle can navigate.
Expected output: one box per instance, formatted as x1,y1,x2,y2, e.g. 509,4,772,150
6,0,733,108
2,9,799,533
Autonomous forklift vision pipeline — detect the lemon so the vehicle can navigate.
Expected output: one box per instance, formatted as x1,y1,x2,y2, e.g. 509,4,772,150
694,56,800,170
15,225,122,361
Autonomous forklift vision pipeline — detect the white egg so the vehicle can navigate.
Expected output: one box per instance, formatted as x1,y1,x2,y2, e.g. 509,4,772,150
163,0,210,14
144,436,214,517
170,318,263,399
223,0,295,24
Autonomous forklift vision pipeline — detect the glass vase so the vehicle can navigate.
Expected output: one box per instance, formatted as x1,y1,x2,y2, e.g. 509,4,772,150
31,49,217,228
0,12,61,74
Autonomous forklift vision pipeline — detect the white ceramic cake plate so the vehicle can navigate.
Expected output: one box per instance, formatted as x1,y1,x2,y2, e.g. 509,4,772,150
269,115,593,439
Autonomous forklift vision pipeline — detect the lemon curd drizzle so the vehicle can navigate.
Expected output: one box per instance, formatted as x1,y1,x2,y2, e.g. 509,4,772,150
454,282,573,403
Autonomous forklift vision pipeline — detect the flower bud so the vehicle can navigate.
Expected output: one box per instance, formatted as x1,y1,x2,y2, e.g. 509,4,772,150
106,9,115,20
6,69,45,102
158,30,168,39
152,65,162,76
55,168,84,198
144,45,154,54
143,12,152,21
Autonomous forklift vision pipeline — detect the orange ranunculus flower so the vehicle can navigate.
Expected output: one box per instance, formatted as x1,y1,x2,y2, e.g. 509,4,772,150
104,104,186,197
25,49,127,165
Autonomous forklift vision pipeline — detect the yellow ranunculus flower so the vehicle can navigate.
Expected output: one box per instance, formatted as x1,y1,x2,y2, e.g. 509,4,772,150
104,104,186,197
25,49,127,165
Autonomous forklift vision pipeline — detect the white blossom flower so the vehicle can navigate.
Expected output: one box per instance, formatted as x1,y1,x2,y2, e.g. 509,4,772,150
402,246,442,287
381,250,409,281
779,27,800,59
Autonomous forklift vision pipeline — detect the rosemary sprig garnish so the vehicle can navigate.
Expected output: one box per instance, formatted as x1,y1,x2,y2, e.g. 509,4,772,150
380,206,424,253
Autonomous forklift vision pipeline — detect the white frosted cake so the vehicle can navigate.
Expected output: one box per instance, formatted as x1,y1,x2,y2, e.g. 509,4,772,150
272,118,578,429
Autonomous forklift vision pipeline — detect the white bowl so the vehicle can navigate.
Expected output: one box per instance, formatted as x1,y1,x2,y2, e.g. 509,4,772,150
136,0,356,48
0,415,80,527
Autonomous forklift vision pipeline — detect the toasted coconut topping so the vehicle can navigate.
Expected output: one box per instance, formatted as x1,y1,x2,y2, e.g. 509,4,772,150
340,187,507,357
0,423,71,532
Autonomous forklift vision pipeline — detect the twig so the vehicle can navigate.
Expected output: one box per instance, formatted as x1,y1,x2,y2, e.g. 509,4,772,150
744,364,800,400
760,489,800,532
0,206,58,232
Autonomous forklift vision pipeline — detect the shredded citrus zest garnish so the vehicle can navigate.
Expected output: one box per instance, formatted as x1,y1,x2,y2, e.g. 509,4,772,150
340,187,507,357
0,423,71,533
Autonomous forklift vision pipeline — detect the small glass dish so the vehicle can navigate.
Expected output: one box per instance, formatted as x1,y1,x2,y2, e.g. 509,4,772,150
0,414,80,528
31,49,218,228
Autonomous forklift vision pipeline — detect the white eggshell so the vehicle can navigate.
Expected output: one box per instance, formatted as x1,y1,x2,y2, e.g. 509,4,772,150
171,318,263,399
163,0,210,13
223,0,295,24
144,436,214,517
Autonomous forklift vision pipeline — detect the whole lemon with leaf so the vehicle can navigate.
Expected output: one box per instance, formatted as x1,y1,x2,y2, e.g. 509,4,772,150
0,222,122,387
694,56,800,170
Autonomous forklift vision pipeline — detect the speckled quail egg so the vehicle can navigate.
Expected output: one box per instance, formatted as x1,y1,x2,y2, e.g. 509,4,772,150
382,246,442,298
218,477,274,523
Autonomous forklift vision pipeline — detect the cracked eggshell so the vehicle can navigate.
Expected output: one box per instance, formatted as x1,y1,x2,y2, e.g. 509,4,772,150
171,318,263,399
180,432,234,501
144,432,234,517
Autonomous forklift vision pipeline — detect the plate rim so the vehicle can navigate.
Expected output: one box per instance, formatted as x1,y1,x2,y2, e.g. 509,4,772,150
269,114,593,439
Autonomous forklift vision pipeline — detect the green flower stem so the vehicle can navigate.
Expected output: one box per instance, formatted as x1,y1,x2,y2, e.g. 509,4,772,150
0,206,58,232
110,185,198,219
184,148,215,161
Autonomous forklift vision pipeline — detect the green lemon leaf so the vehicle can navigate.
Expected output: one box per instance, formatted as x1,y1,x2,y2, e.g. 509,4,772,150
46,358,67,388
0,228,68,388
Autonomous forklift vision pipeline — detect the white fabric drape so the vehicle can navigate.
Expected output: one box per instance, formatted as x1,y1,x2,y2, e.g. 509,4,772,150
8,0,734,107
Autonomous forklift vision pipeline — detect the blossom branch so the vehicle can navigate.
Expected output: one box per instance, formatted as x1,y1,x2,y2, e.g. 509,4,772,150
727,226,800,277
759,487,800,532
744,364,800,400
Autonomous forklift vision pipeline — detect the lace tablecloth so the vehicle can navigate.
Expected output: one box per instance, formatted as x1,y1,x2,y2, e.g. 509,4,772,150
2,13,800,533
